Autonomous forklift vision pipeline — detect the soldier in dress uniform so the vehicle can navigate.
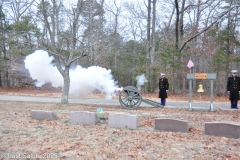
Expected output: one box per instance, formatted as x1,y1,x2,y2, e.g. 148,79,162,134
158,73,169,107
227,70,240,109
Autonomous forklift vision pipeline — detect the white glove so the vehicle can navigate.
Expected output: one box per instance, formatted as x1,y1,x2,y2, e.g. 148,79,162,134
166,90,168,92
228,91,230,93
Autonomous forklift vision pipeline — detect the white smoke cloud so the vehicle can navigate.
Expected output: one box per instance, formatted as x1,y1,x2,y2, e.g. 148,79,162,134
24,50,118,99
136,74,148,91
24,50,63,87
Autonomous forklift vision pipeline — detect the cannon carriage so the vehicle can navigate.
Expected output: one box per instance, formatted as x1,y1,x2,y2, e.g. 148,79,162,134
118,86,162,109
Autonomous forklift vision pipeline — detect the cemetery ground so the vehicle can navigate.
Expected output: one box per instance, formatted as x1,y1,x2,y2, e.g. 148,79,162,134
0,88,240,159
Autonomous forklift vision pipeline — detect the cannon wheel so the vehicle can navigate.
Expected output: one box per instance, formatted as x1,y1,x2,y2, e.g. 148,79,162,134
119,86,142,109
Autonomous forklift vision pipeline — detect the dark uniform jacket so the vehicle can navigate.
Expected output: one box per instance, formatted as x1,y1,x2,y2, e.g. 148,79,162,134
158,77,169,98
227,76,240,101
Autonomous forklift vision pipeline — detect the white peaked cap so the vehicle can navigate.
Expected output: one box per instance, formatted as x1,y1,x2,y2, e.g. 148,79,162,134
161,73,165,76
231,70,238,73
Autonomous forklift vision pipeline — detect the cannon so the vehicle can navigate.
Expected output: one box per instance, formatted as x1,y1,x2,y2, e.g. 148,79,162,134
118,86,162,109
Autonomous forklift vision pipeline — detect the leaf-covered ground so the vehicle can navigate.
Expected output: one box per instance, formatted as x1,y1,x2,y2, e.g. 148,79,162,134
0,98,239,159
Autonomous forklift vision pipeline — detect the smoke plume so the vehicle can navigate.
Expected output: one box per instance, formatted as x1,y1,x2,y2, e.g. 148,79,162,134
136,74,148,91
24,50,118,99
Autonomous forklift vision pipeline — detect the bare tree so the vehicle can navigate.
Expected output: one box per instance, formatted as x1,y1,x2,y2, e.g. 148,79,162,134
104,0,121,69
39,0,85,103
4,0,35,22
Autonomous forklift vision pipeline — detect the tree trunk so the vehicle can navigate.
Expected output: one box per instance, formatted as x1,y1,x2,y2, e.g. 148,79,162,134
61,66,70,104
179,0,185,40
173,0,180,93
150,0,156,64
146,0,151,91
149,0,156,92
225,0,233,81
0,72,2,87
174,0,179,50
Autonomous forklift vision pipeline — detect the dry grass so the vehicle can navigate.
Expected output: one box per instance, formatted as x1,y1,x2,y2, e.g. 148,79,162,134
0,87,239,159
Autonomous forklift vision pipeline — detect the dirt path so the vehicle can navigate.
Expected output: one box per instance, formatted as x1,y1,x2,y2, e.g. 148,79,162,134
0,87,230,102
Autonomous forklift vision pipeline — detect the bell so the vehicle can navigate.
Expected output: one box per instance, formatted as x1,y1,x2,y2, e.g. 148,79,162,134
197,84,204,92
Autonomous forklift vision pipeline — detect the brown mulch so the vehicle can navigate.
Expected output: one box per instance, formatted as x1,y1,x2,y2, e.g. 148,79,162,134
0,87,239,159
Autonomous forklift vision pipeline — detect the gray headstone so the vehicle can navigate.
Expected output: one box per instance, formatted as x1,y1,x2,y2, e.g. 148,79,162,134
108,113,138,129
31,110,58,121
70,111,98,125
205,122,240,139
155,118,189,133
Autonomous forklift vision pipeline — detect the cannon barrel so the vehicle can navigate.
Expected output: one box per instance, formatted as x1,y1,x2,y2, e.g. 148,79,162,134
141,98,161,108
